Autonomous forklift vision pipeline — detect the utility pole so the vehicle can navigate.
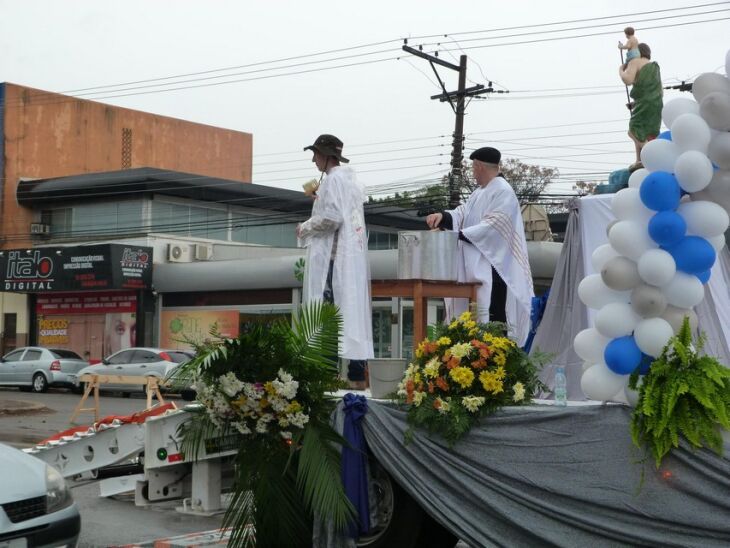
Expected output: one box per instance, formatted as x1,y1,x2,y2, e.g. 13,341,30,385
402,41,503,208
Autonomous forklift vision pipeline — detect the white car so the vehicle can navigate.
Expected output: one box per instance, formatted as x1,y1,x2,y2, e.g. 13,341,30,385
74,347,194,396
0,442,80,546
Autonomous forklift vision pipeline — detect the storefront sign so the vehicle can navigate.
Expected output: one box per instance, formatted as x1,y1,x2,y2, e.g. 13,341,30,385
159,310,240,350
36,291,137,315
2,244,152,292
38,318,69,345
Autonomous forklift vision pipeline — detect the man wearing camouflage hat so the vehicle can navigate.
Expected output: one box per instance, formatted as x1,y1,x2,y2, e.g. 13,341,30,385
298,134,374,389
426,147,534,345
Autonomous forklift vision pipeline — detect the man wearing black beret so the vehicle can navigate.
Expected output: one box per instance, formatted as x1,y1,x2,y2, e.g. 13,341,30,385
426,147,534,345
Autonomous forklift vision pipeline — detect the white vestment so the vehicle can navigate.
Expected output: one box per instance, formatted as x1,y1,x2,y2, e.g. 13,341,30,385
299,166,374,360
444,177,534,345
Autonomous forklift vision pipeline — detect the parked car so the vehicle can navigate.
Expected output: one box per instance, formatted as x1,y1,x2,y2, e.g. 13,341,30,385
0,442,80,546
73,347,194,396
0,347,89,393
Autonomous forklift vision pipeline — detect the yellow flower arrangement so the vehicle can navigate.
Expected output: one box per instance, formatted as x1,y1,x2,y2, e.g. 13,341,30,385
398,311,546,444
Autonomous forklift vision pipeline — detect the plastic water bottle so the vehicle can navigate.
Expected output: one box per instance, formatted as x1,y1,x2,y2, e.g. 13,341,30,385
554,366,567,407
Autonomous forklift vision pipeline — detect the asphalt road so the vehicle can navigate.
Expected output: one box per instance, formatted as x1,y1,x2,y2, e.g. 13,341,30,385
0,387,224,547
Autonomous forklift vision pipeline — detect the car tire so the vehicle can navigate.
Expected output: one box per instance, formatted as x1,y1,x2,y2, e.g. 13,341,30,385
355,457,457,548
32,373,48,393
180,388,197,401
71,385,84,395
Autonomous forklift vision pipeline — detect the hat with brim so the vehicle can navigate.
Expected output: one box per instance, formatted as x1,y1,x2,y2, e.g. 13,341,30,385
303,134,350,163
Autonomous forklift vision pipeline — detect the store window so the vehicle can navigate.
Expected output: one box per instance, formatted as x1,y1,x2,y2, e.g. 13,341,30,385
150,201,230,240
232,216,298,248
372,308,392,358
368,231,399,250
46,200,143,238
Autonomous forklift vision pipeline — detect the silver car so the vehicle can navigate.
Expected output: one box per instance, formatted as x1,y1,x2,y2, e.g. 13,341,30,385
0,347,89,393
74,347,193,396
0,442,81,546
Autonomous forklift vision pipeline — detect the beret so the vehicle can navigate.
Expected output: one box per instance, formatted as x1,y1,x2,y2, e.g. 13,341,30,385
469,147,501,164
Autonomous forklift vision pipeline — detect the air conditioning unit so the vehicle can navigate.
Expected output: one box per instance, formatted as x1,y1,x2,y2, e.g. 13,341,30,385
167,243,192,263
30,223,51,235
194,243,214,261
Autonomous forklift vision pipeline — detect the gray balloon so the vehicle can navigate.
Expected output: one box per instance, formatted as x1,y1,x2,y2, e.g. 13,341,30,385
708,134,730,170
606,220,619,238
660,305,699,333
601,256,641,291
630,284,668,318
692,72,730,103
700,92,730,131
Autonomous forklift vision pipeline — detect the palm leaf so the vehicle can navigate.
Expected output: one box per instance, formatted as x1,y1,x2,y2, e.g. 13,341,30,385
297,422,356,533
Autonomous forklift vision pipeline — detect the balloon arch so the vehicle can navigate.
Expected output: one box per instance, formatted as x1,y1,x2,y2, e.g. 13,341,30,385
576,50,730,403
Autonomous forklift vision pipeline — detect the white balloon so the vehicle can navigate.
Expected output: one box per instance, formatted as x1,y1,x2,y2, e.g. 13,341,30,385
611,188,653,221
708,132,730,170
581,364,628,401
662,272,706,309
637,248,676,287
707,233,727,253
678,200,730,238
577,274,630,310
640,138,680,172
595,302,639,338
628,168,649,189
692,72,730,103
591,243,620,273
608,220,656,261
670,113,712,154
662,97,700,128
700,92,730,132
634,317,674,357
674,150,714,192
574,328,610,364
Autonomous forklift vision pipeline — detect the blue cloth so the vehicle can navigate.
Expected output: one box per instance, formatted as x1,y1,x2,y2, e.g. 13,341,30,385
625,48,640,61
341,393,370,536
523,289,550,353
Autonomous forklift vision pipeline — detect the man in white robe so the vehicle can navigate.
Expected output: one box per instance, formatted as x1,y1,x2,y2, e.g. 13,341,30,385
426,147,534,345
297,134,374,389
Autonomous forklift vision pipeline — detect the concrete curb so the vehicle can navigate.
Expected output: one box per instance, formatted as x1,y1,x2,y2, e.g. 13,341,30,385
0,399,51,416
114,528,231,547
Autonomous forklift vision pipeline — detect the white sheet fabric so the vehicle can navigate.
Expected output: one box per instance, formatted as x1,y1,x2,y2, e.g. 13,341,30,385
299,166,374,360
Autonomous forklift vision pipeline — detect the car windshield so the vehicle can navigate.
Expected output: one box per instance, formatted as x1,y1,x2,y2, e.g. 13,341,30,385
166,351,194,364
50,349,83,359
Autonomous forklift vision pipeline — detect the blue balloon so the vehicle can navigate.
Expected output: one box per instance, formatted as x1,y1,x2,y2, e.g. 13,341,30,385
640,171,681,211
638,353,654,375
648,211,686,247
666,236,716,274
604,336,643,375
658,130,672,141
696,269,712,284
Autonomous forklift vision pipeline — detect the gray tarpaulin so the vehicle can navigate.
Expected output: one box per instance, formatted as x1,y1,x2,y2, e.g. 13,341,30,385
530,199,586,399
361,401,730,548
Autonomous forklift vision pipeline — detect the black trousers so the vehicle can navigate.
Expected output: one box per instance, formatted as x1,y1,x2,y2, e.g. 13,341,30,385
323,261,367,382
489,266,508,324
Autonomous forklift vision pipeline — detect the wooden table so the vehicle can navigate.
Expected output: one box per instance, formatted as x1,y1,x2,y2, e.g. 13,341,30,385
370,279,480,352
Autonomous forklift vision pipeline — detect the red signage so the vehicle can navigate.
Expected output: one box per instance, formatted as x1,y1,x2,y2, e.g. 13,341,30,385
36,291,137,315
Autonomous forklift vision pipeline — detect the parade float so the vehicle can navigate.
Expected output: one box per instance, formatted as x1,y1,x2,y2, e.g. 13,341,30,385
26,49,730,548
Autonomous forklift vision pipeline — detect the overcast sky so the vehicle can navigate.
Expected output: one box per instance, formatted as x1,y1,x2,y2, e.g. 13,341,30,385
0,1,727,197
